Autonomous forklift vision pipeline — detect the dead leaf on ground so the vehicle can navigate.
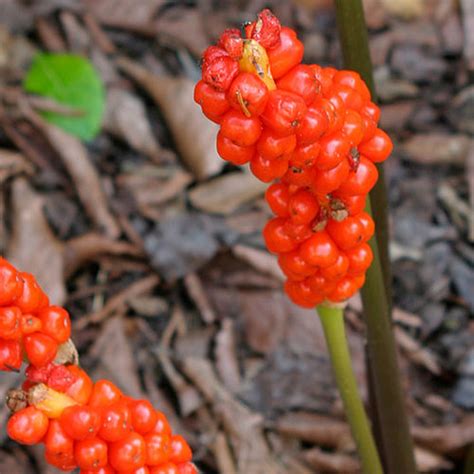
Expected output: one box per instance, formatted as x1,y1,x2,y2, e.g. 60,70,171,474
303,447,360,473
189,171,267,215
414,446,453,472
215,318,241,392
6,178,66,304
116,56,223,180
104,87,163,162
0,149,34,182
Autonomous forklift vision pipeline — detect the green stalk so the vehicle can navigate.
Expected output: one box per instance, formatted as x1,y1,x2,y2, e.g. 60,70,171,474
334,2,417,473
317,305,383,474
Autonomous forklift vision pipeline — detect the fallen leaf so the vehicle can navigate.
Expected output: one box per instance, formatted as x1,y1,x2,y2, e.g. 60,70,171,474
303,447,360,473
215,318,241,392
116,57,223,180
189,171,267,215
6,178,66,305
104,87,163,161
0,149,34,183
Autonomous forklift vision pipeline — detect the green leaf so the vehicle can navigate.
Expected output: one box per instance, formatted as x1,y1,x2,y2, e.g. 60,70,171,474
24,53,105,141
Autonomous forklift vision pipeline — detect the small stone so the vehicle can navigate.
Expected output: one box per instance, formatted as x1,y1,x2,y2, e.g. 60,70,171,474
448,86,474,134
391,45,448,83
400,133,470,165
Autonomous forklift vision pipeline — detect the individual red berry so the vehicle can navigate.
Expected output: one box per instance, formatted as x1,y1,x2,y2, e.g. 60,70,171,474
333,70,371,102
326,216,364,250
227,72,269,116
75,437,108,470
15,272,48,314
151,411,172,437
263,217,297,253
170,435,193,464
250,9,282,49
290,142,321,168
256,129,296,159
309,64,334,96
0,339,22,371
47,364,76,392
283,221,313,243
194,80,230,123
283,164,315,187
327,277,359,302
216,131,255,165
37,305,71,343
44,419,75,469
288,189,320,224
220,109,262,146
267,27,304,79
121,467,150,474
265,183,290,217
342,110,365,146
346,243,373,276
0,306,22,340
98,400,131,442
65,365,94,405
177,463,198,474
145,432,171,466
278,250,317,279
336,195,366,216
218,28,243,59
321,253,349,281
357,212,375,242
89,380,122,410
20,314,42,334
336,157,378,196
306,273,337,296
316,133,351,170
313,95,345,135
128,399,157,434
295,106,329,145
59,405,102,440
358,129,393,162
328,83,364,110
250,154,288,182
7,406,49,445
311,158,350,195
24,333,58,368
261,90,307,136
277,64,320,104
109,432,147,471
284,280,323,308
360,101,380,123
299,231,339,268
0,258,23,305
46,449,77,472
202,54,239,92
25,362,56,384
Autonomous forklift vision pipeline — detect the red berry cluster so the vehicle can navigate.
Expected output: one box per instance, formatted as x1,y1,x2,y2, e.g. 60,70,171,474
194,9,392,308
1,258,196,474
0,257,70,371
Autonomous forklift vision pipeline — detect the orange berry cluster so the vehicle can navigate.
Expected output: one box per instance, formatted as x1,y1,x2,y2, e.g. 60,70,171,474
194,9,392,308
1,258,196,474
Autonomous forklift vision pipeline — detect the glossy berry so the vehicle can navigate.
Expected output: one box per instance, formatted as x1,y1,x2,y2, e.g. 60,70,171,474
15,272,48,314
65,365,94,405
109,432,147,471
216,131,255,165
277,64,320,104
336,157,378,196
267,27,304,79
265,183,290,217
300,231,338,268
59,405,102,440
346,243,373,276
0,339,22,371
288,189,319,224
0,258,23,305
99,400,131,442
145,432,171,466
0,306,22,340
88,380,122,410
37,306,71,343
295,106,328,145
359,128,393,163
227,72,269,116
20,314,42,334
194,80,230,123
170,435,193,464
220,109,262,146
24,333,58,368
326,216,364,250
263,218,297,253
7,406,49,445
257,129,296,160
250,154,288,182
74,437,108,470
129,399,157,434
44,419,74,460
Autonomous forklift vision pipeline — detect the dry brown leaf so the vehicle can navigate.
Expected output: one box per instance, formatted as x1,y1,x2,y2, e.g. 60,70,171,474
189,172,267,215
414,446,453,472
116,57,223,180
104,87,163,161
212,431,237,474
412,415,474,453
6,178,66,305
381,0,425,20
215,318,241,392
27,110,120,238
303,447,360,473
89,316,144,399
0,149,34,183
232,244,285,282
273,412,354,451
183,272,216,323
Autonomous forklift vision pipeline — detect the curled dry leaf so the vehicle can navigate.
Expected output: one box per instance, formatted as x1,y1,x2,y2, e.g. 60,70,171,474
104,87,163,161
26,108,120,238
414,446,453,472
215,318,241,392
6,178,66,305
116,56,223,180
232,244,285,282
189,171,267,215
303,447,360,473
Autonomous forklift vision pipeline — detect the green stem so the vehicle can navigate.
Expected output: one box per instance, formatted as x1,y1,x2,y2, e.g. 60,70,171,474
334,2,417,473
317,305,383,474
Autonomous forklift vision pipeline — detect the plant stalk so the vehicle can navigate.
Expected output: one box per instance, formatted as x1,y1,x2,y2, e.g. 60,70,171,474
317,305,383,474
334,2,417,473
